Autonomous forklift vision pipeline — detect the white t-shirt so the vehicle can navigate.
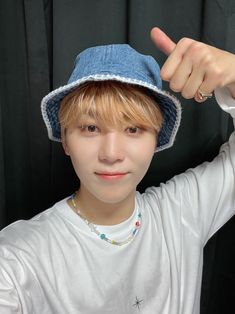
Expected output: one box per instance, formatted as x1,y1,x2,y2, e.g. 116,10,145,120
0,88,235,314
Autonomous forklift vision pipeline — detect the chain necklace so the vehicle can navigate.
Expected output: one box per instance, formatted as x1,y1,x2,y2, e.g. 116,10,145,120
70,192,142,246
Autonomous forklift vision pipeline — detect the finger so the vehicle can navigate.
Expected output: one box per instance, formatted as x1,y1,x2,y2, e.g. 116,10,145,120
150,27,176,56
168,55,193,93
181,65,205,100
194,66,217,102
161,38,196,82
195,77,215,103
195,90,214,103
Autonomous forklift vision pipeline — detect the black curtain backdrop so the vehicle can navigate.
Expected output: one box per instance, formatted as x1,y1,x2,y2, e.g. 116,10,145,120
0,1,235,313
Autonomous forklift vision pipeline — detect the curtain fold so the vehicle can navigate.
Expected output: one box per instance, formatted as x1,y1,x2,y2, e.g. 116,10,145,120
0,0,53,224
22,0,53,216
0,0,32,224
0,93,6,229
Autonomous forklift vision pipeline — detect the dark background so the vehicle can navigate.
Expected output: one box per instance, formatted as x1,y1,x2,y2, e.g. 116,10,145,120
0,1,235,313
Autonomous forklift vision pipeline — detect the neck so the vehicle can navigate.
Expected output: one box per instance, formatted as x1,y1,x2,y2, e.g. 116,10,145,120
70,186,136,226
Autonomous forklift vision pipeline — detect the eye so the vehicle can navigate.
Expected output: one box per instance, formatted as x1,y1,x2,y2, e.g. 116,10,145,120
87,125,98,132
126,126,141,134
80,125,100,133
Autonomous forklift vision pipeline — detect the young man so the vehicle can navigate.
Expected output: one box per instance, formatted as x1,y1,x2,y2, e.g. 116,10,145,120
0,28,235,314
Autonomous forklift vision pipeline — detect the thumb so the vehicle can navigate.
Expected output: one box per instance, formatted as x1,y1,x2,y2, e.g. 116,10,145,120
150,27,176,56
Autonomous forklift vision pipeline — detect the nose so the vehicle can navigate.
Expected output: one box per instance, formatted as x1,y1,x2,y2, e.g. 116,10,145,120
98,131,125,163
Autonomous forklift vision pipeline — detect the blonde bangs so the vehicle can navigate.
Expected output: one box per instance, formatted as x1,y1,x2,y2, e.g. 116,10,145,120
59,81,163,134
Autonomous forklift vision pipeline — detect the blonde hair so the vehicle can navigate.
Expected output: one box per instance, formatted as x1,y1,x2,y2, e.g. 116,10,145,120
59,81,163,136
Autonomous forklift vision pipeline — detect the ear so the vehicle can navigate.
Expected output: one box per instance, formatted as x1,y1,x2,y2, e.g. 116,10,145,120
61,138,70,156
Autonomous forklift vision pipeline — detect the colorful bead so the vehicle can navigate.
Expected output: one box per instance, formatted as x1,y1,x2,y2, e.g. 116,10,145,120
135,221,141,227
100,234,106,240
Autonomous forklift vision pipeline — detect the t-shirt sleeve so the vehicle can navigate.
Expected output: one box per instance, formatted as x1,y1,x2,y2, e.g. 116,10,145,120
0,226,33,314
181,133,235,244
0,262,22,313
155,87,235,244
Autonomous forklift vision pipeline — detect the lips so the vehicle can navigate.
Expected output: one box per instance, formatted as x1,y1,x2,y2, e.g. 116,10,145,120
95,172,128,180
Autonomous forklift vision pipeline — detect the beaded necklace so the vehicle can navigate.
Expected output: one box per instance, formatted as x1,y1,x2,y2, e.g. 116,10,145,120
70,193,142,246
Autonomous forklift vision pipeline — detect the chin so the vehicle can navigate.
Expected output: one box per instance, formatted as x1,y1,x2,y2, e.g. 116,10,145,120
92,189,135,205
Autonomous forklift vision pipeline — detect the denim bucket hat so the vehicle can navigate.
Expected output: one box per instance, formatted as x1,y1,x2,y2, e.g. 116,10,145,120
41,44,181,152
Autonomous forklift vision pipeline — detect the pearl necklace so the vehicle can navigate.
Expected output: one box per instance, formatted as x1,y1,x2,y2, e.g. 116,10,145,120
70,193,142,246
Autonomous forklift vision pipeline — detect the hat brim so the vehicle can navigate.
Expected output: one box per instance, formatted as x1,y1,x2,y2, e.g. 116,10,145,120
41,74,181,152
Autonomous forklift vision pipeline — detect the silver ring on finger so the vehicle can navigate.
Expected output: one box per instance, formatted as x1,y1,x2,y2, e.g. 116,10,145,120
198,90,213,101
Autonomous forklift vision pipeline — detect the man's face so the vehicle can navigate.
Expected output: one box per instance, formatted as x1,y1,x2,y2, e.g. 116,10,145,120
63,115,156,206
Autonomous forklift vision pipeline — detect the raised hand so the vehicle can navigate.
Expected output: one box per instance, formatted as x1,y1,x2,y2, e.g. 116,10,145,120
151,27,235,101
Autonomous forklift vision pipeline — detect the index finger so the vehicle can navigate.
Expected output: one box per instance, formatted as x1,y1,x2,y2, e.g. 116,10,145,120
160,37,196,82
